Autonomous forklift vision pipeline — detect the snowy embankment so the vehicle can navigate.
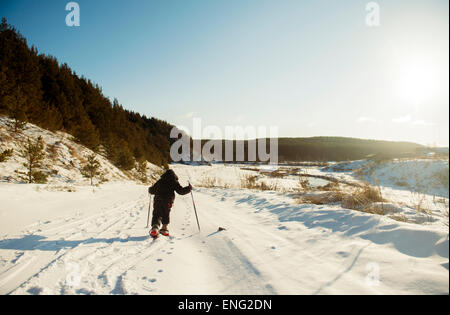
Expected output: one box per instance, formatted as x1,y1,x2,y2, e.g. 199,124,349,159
323,159,449,198
0,171,448,295
0,116,161,186
176,160,449,226
318,159,449,225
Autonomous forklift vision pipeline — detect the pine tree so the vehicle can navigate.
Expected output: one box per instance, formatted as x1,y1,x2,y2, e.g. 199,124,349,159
73,118,100,150
0,65,9,113
6,86,28,133
1,17,7,32
136,158,148,183
81,153,102,186
17,136,48,183
0,148,14,162
116,146,135,171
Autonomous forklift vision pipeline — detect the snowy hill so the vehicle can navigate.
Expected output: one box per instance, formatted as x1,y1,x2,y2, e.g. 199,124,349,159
0,116,162,187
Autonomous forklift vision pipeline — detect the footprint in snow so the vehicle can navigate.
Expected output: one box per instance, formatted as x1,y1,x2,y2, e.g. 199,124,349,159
27,287,43,295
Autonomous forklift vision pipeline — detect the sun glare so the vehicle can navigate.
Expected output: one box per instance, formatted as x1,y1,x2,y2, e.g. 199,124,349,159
395,56,439,106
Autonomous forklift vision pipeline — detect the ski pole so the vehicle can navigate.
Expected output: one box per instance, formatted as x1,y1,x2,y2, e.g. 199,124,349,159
189,181,201,232
146,193,152,228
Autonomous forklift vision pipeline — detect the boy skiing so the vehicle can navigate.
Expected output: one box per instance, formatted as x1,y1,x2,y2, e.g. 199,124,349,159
148,169,192,238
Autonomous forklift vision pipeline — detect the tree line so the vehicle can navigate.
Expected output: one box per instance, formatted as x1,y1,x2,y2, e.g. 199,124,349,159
193,137,425,163
0,18,173,169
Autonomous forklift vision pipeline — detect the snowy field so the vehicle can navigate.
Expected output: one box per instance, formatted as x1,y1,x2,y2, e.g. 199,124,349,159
0,163,448,295
0,119,448,295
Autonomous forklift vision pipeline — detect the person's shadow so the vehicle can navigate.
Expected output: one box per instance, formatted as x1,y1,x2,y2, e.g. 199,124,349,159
0,234,149,252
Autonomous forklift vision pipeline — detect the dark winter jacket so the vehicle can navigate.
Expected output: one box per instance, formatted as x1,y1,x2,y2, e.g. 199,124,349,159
148,170,191,206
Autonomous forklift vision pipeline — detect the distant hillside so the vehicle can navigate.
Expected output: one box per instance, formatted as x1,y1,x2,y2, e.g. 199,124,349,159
276,137,425,162
193,137,425,162
0,18,173,168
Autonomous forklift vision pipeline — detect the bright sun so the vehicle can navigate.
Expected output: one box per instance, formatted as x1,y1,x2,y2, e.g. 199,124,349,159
396,57,439,106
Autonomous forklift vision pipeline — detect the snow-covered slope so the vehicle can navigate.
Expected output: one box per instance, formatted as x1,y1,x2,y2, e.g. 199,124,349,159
0,116,161,186
323,159,449,198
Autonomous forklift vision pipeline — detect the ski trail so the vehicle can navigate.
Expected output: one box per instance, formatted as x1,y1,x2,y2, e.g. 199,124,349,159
127,178,280,295
2,182,447,294
2,196,153,294
192,189,377,294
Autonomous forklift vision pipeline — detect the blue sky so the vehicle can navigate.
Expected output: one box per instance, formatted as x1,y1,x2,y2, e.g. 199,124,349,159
1,0,448,146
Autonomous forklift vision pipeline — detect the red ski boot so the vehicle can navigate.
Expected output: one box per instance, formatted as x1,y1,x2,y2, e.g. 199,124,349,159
159,229,170,237
150,229,159,239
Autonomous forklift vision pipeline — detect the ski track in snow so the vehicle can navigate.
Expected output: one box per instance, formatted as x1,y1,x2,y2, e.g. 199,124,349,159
0,186,277,295
0,176,448,295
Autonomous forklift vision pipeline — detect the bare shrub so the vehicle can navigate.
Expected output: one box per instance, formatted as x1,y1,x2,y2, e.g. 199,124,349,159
389,214,408,223
360,204,387,216
318,181,340,191
362,183,384,202
298,177,311,191
239,173,282,191
198,176,217,188
259,180,279,191
432,167,449,188
410,192,433,217
240,174,259,189
263,170,285,178
341,184,384,211
296,191,346,205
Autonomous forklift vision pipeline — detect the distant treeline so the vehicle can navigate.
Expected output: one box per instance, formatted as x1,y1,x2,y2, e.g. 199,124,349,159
0,18,173,168
193,137,425,162
275,137,424,161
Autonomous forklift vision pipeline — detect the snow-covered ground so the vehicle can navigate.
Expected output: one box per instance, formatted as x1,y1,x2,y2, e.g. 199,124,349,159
176,160,449,226
0,119,448,294
323,159,449,198
0,167,448,295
